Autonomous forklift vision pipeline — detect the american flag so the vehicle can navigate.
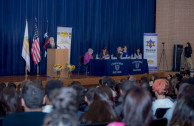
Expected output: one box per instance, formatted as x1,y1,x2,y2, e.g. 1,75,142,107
31,18,41,65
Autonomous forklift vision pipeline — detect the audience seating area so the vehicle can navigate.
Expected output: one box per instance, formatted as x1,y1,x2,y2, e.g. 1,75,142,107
0,70,194,126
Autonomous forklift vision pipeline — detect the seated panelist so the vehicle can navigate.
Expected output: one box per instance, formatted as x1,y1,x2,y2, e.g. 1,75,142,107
134,48,142,59
100,47,110,59
114,46,123,59
84,48,93,65
122,45,131,59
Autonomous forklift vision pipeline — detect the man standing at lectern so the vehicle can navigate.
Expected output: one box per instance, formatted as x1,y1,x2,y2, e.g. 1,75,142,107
44,37,57,49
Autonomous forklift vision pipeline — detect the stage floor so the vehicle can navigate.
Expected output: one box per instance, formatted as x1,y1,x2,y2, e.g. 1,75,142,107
0,71,179,88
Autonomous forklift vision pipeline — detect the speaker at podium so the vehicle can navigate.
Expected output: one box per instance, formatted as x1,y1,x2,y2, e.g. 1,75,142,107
173,44,183,71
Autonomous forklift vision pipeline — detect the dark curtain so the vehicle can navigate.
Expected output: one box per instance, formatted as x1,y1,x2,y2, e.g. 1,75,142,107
0,0,156,76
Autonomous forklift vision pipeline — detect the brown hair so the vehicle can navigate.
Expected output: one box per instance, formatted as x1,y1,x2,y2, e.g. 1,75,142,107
0,87,22,116
80,86,118,124
123,86,153,126
170,97,194,126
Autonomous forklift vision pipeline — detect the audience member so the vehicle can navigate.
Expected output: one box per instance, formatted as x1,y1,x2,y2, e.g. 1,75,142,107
167,74,172,81
108,86,153,126
43,87,79,126
42,80,64,113
80,86,118,124
149,74,157,86
0,87,22,117
114,83,122,103
102,76,117,100
8,82,16,89
152,79,174,115
169,97,194,126
3,81,45,126
32,78,43,89
163,84,194,125
84,88,96,111
68,81,87,111
115,80,136,118
185,77,194,85
128,76,136,82
0,82,6,89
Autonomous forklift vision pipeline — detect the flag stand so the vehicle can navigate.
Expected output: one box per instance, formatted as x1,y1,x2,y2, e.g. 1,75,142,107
25,66,28,80
37,64,40,77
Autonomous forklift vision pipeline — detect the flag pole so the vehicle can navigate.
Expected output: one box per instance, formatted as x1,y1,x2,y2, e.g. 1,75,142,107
37,64,40,77
25,65,28,80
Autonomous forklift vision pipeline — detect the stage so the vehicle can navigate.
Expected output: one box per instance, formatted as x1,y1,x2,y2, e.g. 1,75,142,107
0,71,180,88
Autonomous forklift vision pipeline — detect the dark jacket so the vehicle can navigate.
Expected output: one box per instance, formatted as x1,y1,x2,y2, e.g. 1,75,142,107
184,47,192,58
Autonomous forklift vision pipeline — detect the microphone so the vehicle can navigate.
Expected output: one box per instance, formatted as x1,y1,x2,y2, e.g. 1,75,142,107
57,45,62,49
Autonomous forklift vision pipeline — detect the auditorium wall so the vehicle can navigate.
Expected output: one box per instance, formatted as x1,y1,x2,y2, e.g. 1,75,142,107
156,0,194,71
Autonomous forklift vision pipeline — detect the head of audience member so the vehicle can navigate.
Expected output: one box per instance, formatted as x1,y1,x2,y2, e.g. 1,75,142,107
80,86,118,124
99,79,103,86
44,80,64,105
68,81,87,111
128,76,136,82
8,82,16,89
0,82,6,89
141,76,149,83
123,45,127,52
88,48,93,55
185,77,194,85
123,86,153,126
167,74,172,80
177,84,194,100
49,87,78,115
151,74,158,81
120,80,136,96
43,113,79,126
20,81,44,112
114,83,122,100
175,73,183,83
0,87,22,116
0,82,6,96
141,82,151,92
43,87,79,126
102,76,116,90
32,78,43,89
84,88,96,105
49,37,55,48
169,97,194,126
117,46,122,52
181,70,190,79
152,79,169,99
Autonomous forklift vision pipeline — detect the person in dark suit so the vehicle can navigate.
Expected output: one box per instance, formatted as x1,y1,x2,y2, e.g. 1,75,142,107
114,46,123,59
45,37,57,49
3,81,46,126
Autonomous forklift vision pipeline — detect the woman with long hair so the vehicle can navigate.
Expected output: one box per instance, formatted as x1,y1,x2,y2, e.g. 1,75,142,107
0,87,22,116
184,42,193,70
134,48,142,59
80,86,118,124
100,47,110,59
169,97,194,126
108,86,153,126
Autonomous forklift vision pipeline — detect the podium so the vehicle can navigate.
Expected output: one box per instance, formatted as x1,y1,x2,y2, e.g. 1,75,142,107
47,49,69,78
